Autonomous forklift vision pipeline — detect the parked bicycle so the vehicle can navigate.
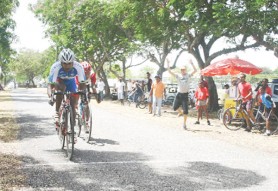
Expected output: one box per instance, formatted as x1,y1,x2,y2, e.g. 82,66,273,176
222,100,278,134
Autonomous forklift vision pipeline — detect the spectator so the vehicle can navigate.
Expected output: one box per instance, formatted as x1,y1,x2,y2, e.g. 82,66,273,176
96,78,105,101
258,85,276,136
134,81,144,104
0,84,3,91
237,73,256,132
167,58,197,130
194,81,210,125
229,77,239,98
146,72,153,114
127,79,133,94
255,78,272,111
116,77,125,105
150,75,165,117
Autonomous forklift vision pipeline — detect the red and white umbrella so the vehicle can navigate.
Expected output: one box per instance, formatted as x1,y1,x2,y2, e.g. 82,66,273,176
201,58,263,76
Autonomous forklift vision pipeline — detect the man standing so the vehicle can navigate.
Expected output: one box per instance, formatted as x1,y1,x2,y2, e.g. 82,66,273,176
96,78,105,101
146,72,153,114
150,75,165,117
167,58,197,130
237,73,256,132
116,77,125,105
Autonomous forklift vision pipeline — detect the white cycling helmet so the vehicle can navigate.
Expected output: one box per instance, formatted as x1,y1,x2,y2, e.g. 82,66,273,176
59,48,75,63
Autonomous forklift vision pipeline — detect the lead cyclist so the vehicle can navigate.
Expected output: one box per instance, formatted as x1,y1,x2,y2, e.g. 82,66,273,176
47,48,86,127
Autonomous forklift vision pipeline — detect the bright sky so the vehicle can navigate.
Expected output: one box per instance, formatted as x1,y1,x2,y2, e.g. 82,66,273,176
12,0,51,52
12,0,278,71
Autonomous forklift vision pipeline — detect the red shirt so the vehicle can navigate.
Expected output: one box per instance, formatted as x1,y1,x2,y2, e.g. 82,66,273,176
256,86,272,103
195,87,209,100
238,82,252,102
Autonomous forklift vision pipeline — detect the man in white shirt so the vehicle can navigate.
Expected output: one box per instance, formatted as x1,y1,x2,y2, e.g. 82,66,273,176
116,78,125,105
97,78,105,101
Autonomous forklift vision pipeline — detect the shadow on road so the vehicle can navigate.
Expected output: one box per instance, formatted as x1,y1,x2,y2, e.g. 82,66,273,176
19,153,265,191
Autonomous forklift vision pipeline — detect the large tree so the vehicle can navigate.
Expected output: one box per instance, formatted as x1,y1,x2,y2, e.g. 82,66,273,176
0,0,18,75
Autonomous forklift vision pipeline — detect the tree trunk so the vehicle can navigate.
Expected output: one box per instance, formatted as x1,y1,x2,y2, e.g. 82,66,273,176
99,68,110,98
207,77,219,111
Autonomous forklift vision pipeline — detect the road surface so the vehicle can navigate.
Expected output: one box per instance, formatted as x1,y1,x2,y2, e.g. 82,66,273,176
1,88,278,191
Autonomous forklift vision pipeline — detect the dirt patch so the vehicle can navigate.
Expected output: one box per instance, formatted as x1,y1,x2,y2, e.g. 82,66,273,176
0,154,26,191
0,90,26,190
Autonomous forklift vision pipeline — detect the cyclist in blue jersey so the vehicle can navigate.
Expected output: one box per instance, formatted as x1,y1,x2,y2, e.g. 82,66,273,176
47,49,86,126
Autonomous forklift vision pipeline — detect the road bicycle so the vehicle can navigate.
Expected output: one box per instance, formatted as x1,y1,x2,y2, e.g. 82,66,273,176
222,100,278,134
52,91,76,160
76,91,93,143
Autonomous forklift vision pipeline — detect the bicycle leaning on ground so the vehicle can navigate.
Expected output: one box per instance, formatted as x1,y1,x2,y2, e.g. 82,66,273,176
222,99,278,134
50,91,77,160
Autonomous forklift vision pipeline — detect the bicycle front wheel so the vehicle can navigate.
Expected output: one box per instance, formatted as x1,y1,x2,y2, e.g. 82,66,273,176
222,107,244,131
65,107,74,160
85,107,93,143
269,112,278,135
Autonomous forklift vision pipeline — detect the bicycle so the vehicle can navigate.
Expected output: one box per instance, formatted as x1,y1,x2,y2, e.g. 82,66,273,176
52,91,76,160
252,105,278,134
222,100,278,134
76,91,93,143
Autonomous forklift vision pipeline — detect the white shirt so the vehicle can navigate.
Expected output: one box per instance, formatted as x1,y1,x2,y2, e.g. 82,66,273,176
97,81,105,91
116,81,125,93
175,74,191,93
127,82,133,91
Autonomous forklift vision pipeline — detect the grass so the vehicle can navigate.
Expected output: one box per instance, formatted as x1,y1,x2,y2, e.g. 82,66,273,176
0,90,26,191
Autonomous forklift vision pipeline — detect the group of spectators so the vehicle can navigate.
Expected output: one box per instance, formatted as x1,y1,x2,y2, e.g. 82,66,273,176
221,74,275,136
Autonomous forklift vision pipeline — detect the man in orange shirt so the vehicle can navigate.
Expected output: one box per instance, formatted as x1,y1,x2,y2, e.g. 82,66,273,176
150,75,165,117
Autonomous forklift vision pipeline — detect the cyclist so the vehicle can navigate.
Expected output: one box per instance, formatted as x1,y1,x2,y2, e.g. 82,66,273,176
79,61,100,102
47,48,86,127
78,61,100,132
237,73,256,132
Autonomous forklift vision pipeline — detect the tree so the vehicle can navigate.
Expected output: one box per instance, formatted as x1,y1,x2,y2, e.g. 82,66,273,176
9,49,46,87
0,0,18,77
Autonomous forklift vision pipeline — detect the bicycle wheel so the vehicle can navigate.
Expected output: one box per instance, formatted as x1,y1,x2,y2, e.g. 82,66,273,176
77,112,82,137
84,107,93,143
138,100,147,109
222,107,244,131
57,111,65,149
269,112,278,135
65,107,74,160
253,108,266,132
217,108,223,120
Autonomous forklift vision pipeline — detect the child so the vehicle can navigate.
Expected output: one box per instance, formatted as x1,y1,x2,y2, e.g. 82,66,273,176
259,86,276,136
194,81,210,125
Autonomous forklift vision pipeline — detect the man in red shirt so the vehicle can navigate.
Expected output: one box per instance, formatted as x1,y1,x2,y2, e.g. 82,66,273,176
237,73,256,131
194,81,210,125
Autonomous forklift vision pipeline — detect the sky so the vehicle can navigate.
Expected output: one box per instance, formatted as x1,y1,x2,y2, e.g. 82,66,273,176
12,0,278,71
12,0,51,52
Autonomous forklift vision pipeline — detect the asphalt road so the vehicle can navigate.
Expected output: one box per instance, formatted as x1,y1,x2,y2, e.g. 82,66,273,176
3,88,278,191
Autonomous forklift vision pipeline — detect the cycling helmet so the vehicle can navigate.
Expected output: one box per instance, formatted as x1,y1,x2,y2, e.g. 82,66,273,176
80,61,92,72
59,48,75,63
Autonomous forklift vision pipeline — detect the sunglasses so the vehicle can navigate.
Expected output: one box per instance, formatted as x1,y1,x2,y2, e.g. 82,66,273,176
62,62,73,65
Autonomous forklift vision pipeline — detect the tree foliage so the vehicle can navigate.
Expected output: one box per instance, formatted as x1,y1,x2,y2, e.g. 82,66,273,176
0,0,18,69
9,49,47,86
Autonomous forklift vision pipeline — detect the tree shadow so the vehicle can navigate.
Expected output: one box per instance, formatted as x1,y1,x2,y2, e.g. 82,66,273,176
19,152,266,191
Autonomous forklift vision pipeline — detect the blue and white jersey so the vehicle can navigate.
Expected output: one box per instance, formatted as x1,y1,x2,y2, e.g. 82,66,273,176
48,61,86,93
48,61,86,83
